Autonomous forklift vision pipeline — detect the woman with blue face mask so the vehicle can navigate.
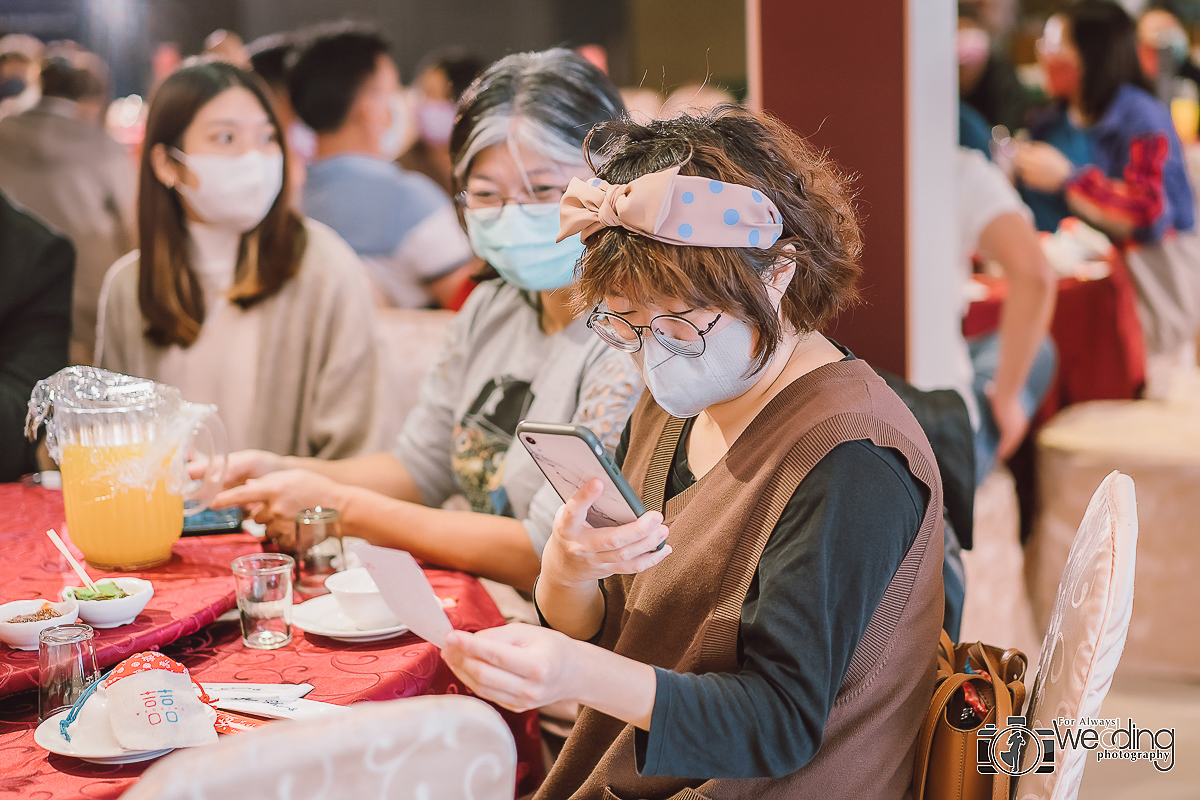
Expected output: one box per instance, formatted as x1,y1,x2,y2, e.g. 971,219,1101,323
211,49,641,595
96,61,381,457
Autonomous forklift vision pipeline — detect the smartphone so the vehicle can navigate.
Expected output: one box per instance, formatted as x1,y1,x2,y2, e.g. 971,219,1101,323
515,421,653,536
181,506,244,536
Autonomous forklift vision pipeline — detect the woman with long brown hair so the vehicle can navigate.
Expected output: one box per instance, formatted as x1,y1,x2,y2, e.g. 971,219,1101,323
96,61,380,456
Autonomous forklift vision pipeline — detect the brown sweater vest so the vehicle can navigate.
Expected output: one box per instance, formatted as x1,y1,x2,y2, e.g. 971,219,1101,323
534,359,944,800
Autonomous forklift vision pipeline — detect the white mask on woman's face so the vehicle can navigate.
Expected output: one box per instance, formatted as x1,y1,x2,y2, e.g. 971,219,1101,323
171,149,284,231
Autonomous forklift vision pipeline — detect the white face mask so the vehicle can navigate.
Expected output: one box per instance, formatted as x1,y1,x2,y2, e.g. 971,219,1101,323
379,92,417,161
631,318,770,418
171,149,284,231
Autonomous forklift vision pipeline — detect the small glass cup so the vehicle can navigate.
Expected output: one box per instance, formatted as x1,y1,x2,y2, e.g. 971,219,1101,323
295,507,343,593
231,553,294,650
39,623,99,721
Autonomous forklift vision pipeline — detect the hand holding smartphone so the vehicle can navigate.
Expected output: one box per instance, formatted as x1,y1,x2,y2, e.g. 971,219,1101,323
516,422,663,551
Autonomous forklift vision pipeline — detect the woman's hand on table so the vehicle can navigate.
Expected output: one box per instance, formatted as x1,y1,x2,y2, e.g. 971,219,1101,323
541,479,671,588
1013,142,1073,193
211,469,351,540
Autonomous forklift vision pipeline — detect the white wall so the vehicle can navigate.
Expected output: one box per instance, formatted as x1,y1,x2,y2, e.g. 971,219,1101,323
906,0,960,388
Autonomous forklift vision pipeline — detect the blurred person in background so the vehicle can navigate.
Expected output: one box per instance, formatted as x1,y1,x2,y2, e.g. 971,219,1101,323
95,62,381,457
957,4,1028,133
0,189,73,481
1015,0,1199,391
208,49,639,596
246,31,314,198
1138,6,1200,106
288,24,473,309
0,44,135,365
0,35,40,120
400,47,485,195
658,81,736,118
619,87,663,123
203,29,250,69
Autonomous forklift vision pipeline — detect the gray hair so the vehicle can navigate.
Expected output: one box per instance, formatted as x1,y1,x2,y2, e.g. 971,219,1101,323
450,48,625,185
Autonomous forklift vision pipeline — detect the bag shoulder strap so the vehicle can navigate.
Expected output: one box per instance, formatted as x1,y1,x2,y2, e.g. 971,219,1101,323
913,671,990,800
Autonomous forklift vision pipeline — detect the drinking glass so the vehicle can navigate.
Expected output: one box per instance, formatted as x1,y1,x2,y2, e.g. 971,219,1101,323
39,623,99,721
231,553,294,649
295,507,343,592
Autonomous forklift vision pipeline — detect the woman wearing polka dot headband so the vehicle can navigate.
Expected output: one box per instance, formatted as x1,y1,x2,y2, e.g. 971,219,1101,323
443,107,946,799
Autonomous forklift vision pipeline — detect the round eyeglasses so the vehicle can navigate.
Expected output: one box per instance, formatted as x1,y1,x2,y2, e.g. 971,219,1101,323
455,187,568,224
587,308,722,358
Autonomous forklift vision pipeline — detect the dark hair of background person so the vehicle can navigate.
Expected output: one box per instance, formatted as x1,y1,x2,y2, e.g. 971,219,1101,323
138,61,306,347
575,108,862,370
415,47,486,101
1064,0,1155,121
40,43,109,102
286,22,390,133
448,48,625,298
246,32,294,91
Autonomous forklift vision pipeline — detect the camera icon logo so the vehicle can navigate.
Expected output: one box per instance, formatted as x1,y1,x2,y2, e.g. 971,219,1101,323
977,716,1056,777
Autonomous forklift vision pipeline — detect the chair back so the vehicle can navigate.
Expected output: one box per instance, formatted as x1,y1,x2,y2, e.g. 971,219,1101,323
373,308,454,448
122,695,517,800
1015,471,1137,800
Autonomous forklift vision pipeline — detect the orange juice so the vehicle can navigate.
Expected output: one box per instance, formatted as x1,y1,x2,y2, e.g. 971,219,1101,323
59,443,184,570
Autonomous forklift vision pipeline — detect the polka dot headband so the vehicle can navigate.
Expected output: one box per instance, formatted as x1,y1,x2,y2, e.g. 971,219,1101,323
557,165,784,249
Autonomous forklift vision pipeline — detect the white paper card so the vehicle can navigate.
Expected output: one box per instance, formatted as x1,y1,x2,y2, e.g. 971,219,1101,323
352,544,453,647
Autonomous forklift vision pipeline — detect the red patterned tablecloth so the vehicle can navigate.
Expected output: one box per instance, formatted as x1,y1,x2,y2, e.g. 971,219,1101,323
962,257,1146,423
0,484,262,698
0,485,544,798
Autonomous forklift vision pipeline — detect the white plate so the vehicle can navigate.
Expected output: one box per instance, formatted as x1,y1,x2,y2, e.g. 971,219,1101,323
291,594,408,642
34,711,174,764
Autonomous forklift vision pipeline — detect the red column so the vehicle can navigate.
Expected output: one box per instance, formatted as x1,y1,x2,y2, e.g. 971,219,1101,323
749,0,909,376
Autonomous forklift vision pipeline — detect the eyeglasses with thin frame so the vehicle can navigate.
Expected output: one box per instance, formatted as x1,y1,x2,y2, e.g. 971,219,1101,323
587,307,722,358
455,185,570,223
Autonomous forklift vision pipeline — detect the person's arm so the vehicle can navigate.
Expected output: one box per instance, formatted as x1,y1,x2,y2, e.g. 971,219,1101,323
977,211,1057,459
1065,132,1170,241
214,463,543,590
443,623,659,727
0,230,73,481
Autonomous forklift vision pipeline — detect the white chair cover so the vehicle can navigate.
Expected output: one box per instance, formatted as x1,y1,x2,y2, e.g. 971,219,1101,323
122,695,517,800
1015,471,1138,800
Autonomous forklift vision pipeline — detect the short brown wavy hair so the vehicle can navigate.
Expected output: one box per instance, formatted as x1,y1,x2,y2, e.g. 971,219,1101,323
575,107,862,369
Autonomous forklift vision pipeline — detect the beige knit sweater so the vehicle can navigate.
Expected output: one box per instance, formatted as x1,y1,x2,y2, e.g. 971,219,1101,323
95,218,382,459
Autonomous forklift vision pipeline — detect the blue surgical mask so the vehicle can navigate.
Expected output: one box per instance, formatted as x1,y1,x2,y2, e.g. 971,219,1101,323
464,203,584,292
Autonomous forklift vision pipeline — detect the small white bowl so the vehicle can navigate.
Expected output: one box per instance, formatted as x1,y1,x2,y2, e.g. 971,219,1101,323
324,568,400,631
62,578,154,629
0,598,80,650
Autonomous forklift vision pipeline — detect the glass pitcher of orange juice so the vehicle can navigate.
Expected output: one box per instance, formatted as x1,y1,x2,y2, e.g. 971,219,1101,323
26,367,227,570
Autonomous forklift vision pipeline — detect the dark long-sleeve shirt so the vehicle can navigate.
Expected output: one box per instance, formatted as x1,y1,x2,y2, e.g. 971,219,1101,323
614,401,927,779
0,192,74,481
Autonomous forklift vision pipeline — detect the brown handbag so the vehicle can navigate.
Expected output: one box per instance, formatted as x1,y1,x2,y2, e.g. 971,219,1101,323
912,631,1028,800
